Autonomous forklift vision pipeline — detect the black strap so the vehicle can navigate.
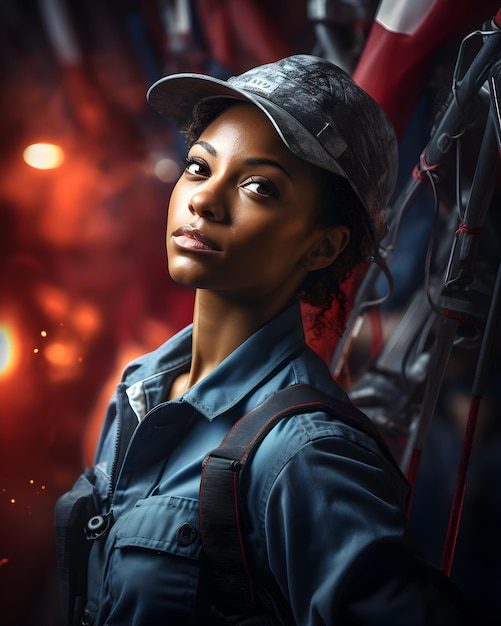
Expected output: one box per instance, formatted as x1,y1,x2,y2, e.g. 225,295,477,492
199,384,397,619
54,468,98,626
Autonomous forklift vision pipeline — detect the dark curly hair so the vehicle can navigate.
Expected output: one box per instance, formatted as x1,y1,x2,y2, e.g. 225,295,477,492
182,98,380,336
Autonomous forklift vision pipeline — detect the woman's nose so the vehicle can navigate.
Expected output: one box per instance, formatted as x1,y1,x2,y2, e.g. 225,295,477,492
188,183,226,221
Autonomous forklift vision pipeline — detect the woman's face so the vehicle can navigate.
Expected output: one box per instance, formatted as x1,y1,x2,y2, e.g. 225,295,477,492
166,103,329,305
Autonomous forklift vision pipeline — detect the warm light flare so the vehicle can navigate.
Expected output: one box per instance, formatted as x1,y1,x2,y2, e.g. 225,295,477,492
0,324,17,377
23,142,64,170
44,341,76,367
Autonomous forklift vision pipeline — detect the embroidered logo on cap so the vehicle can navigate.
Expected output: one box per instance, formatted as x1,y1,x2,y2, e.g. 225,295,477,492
242,76,279,94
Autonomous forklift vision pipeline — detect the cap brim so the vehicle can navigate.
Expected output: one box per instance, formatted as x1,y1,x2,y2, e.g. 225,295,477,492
147,73,247,130
147,73,347,180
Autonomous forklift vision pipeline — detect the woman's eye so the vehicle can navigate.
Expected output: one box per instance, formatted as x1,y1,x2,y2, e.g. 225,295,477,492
184,157,209,177
242,177,278,198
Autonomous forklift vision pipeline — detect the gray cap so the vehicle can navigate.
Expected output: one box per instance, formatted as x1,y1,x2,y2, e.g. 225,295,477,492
147,54,398,242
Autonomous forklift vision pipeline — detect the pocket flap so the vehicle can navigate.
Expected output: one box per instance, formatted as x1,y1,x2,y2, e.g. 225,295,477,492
115,495,201,560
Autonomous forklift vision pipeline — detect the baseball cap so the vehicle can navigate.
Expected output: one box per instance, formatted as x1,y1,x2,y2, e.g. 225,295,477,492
147,54,398,242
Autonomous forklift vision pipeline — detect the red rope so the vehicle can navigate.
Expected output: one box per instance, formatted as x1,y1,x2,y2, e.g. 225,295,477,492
441,393,481,576
412,152,443,180
458,222,482,237
369,307,384,360
412,164,428,181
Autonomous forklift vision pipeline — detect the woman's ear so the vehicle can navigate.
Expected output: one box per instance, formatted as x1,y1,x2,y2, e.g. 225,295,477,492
300,226,350,272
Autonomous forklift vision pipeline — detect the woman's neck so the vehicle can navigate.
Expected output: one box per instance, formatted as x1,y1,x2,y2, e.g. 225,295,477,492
184,289,289,390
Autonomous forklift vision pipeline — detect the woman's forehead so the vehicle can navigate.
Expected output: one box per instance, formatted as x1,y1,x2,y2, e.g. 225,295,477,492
196,103,320,177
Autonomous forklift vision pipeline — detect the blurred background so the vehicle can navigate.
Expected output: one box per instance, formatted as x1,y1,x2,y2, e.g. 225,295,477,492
0,1,500,625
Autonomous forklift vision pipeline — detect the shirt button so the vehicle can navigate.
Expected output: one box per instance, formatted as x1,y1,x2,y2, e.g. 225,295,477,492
175,522,197,546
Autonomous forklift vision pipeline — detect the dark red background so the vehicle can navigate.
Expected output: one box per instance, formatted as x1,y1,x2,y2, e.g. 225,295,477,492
1,2,500,625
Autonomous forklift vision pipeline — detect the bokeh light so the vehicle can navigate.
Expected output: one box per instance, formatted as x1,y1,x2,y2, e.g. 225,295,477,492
0,324,17,377
153,156,181,183
23,142,65,170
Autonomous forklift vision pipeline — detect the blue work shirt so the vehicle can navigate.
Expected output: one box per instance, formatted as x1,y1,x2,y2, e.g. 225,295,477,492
76,302,465,625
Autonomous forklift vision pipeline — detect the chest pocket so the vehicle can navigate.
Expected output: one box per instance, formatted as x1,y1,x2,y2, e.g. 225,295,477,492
102,495,204,623
115,495,201,555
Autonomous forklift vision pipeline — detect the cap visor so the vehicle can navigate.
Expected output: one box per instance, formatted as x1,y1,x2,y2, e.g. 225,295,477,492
147,73,347,180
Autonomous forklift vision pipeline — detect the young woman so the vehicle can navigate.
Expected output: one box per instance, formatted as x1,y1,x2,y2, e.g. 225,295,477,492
56,55,468,625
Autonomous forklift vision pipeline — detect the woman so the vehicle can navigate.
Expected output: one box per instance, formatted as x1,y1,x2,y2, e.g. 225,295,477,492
56,55,468,625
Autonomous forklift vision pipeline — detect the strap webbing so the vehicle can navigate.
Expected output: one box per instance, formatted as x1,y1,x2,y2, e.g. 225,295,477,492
54,468,97,626
199,384,396,618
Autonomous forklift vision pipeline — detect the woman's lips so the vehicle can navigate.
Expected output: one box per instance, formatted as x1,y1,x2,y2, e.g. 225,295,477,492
172,225,221,251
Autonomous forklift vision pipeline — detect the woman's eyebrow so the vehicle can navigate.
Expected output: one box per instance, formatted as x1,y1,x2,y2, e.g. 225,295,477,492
193,140,216,156
192,141,292,181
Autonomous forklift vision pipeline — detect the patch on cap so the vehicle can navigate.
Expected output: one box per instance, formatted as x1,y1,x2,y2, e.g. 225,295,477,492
232,75,280,96
316,123,347,159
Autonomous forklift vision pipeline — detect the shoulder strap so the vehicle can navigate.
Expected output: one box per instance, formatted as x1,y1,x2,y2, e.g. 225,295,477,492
199,383,396,619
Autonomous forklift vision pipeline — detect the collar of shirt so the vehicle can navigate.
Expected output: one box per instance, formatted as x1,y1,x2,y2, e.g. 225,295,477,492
123,301,307,422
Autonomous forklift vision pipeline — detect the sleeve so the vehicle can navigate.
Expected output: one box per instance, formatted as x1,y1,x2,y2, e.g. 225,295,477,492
258,427,472,625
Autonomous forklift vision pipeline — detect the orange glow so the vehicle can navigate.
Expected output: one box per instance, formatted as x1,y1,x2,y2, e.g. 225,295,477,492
72,303,101,336
44,341,78,367
23,142,64,170
0,324,17,377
